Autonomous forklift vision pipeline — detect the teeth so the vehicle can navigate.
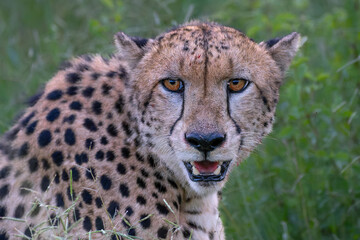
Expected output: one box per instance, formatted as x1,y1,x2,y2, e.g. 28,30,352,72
214,165,221,175
192,166,200,175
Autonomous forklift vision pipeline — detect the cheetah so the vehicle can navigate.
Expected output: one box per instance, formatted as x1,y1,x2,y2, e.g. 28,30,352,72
0,21,300,240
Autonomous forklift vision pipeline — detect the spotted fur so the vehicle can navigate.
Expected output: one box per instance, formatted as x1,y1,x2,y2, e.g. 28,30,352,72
0,21,300,239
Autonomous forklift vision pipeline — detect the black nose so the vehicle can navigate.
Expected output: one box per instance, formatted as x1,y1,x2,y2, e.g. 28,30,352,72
185,132,226,152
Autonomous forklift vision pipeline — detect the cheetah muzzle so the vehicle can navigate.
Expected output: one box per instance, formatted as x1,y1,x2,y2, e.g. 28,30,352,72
184,160,231,182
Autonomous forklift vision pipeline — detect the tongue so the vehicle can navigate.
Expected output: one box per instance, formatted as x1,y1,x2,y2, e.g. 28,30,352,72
194,161,219,174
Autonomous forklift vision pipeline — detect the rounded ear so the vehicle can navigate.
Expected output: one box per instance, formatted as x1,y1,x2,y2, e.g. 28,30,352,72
114,32,153,68
259,32,301,74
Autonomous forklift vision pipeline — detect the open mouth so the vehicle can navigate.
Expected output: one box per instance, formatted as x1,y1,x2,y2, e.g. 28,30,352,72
184,160,231,182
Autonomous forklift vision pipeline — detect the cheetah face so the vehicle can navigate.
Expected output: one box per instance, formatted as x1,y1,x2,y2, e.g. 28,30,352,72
115,22,300,196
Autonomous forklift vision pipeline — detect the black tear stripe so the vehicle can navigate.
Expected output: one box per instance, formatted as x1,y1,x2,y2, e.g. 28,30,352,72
226,91,241,134
201,27,210,97
169,91,185,135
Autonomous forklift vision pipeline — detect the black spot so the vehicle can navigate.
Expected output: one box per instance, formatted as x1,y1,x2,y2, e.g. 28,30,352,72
157,226,168,239
95,197,102,208
51,151,64,166
82,87,95,98
100,136,108,145
40,176,50,192
64,128,76,146
139,214,151,229
81,190,93,205
42,159,50,170
66,86,78,96
0,185,9,200
0,166,11,179
167,178,178,189
154,172,163,180
122,121,132,136
86,167,96,180
95,150,104,161
156,203,169,215
119,66,128,79
95,217,104,230
155,182,167,193
46,90,63,100
28,157,39,173
140,169,149,178
106,71,116,78
136,195,146,205
21,111,35,127
91,101,102,115
66,186,76,201
62,168,69,181
29,202,40,217
14,204,25,218
173,201,179,210
83,118,98,132
0,205,7,219
100,175,112,190
117,163,127,175
105,151,115,162
264,122,268,127
91,72,101,80
102,84,112,95
136,152,144,162
46,108,60,122
66,72,81,83
63,114,76,124
125,206,133,216
24,227,32,238
107,201,119,218
18,142,29,157
148,155,156,168
106,124,118,137
70,167,80,181
182,228,191,238
121,147,130,158
114,95,124,114
75,152,88,165
55,193,64,207
83,216,92,231
85,138,95,150
49,213,59,226
0,232,8,240
38,130,52,147
119,183,130,197
137,178,146,189
128,228,136,236
69,101,82,111
73,208,81,221
26,120,38,135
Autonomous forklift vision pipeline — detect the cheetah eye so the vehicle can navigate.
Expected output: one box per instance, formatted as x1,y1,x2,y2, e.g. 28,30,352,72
161,79,184,93
227,79,250,93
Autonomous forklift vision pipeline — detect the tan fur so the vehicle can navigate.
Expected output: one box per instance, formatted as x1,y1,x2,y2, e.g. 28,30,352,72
0,21,300,239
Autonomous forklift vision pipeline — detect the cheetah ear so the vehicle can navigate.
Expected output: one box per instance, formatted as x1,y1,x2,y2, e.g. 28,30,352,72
259,32,301,73
114,32,153,68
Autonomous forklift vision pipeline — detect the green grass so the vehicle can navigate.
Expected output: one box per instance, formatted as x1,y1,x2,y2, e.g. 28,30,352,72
1,0,359,239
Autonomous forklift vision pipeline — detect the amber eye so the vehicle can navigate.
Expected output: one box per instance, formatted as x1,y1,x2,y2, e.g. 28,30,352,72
228,79,249,93
161,79,184,93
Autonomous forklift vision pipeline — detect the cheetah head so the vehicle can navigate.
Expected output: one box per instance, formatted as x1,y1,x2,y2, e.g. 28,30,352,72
115,22,300,196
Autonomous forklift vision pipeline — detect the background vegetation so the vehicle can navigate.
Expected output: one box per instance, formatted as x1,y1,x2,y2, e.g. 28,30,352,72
0,0,359,239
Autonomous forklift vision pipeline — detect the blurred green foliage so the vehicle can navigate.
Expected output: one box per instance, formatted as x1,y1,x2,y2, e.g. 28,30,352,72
0,0,359,239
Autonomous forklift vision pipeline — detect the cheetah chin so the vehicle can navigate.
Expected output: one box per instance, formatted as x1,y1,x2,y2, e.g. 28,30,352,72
184,160,231,182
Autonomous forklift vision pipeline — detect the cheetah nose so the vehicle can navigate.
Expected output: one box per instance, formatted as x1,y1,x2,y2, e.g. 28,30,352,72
185,132,226,152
